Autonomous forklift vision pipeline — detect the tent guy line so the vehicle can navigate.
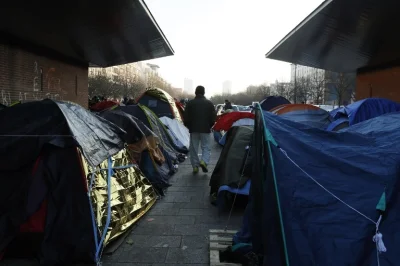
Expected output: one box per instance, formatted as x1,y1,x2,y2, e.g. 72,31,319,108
278,147,387,264
0,135,75,137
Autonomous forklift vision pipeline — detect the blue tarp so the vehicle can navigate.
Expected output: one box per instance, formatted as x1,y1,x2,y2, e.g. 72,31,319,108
218,133,227,146
325,117,349,132
213,131,222,143
258,111,400,265
329,106,343,118
279,108,332,130
333,98,400,125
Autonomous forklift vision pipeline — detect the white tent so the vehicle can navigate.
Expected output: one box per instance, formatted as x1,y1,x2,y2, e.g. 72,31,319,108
159,116,190,149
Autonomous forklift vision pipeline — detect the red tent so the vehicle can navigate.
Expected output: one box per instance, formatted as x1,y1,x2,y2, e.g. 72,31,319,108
90,100,120,112
213,112,255,131
175,101,185,122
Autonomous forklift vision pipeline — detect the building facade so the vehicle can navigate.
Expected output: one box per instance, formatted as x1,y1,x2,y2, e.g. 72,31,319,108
0,44,88,107
290,64,356,105
88,62,166,89
222,80,232,95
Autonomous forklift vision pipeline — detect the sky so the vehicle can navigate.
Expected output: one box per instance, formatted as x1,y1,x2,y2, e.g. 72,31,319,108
144,0,324,95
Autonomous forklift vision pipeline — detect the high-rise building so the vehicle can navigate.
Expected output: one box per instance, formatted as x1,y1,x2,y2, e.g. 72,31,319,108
184,78,194,94
222,80,232,95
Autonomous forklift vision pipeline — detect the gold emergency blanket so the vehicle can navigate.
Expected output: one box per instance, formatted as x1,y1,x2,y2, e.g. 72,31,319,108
80,149,156,246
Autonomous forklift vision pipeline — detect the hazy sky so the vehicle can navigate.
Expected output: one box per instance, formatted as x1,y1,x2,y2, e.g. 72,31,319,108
145,0,324,95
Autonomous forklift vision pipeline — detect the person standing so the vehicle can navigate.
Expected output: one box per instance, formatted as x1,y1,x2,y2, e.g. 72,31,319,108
184,85,217,174
223,99,233,111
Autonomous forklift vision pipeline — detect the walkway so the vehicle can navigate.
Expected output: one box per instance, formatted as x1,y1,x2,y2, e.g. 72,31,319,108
102,139,243,265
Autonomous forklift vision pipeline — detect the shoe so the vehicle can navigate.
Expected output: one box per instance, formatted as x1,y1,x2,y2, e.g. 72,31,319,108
193,166,199,174
199,161,208,173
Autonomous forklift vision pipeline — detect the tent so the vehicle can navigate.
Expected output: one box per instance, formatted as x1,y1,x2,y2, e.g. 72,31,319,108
0,100,156,264
332,98,400,126
0,103,6,110
175,101,185,122
260,96,290,111
99,109,173,194
137,88,183,122
270,104,332,129
116,104,187,157
270,103,320,114
213,112,255,132
209,126,253,206
90,100,122,112
329,106,343,118
325,117,350,132
213,112,255,145
243,105,400,265
159,116,190,150
218,118,255,146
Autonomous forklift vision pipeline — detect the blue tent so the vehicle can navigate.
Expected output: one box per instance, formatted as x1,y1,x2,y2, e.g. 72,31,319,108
260,96,290,111
279,108,332,130
325,117,349,132
329,106,343,118
238,106,400,265
333,98,400,125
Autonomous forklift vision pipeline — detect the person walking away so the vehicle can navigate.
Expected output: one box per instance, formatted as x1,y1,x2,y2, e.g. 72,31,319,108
184,86,217,174
224,99,233,111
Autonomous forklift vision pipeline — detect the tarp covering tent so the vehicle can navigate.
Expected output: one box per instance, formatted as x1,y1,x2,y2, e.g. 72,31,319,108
137,88,183,122
99,109,172,194
332,98,400,125
329,106,343,119
0,100,156,264
248,106,400,266
326,117,350,132
209,126,253,203
277,106,332,129
260,96,290,111
159,116,190,150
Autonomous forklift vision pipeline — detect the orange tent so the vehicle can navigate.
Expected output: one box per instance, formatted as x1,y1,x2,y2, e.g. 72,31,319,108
270,104,321,115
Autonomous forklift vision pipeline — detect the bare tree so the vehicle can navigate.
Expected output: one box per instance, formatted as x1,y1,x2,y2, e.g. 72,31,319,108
297,76,312,103
351,90,356,103
310,70,325,104
130,76,147,99
329,72,352,107
256,84,272,99
275,82,286,97
273,80,292,101
290,81,300,103
88,75,116,98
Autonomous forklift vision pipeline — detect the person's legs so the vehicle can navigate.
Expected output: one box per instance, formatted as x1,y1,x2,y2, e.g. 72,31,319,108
189,133,200,173
199,133,211,172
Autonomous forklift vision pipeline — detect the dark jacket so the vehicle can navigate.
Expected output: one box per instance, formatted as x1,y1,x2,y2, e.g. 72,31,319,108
224,102,233,110
184,95,217,133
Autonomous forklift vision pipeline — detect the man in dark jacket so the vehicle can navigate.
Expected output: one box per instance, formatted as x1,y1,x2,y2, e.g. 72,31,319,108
184,85,217,174
224,99,233,111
